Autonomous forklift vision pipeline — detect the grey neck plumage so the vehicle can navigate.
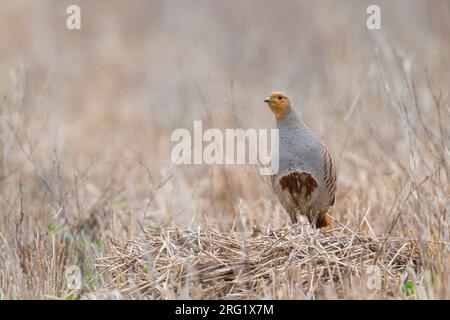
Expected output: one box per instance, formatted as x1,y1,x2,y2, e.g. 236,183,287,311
276,107,307,130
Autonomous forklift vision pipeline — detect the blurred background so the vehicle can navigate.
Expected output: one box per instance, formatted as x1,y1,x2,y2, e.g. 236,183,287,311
1,0,449,229
0,0,449,298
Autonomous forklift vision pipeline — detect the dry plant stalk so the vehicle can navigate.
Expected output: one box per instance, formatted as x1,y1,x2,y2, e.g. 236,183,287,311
97,224,425,299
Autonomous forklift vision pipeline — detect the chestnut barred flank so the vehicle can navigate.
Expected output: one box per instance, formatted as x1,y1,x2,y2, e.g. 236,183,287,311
321,143,337,207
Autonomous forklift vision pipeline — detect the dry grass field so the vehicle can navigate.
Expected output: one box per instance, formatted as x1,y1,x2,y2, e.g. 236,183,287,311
0,0,449,299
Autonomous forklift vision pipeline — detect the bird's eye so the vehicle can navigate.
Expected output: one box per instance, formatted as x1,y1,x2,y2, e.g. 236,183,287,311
278,96,283,100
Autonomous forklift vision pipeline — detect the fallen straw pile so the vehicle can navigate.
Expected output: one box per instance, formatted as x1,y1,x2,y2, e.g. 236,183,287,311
96,224,423,299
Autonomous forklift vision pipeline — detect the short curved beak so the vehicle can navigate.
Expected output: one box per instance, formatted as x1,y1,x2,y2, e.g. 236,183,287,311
264,96,271,103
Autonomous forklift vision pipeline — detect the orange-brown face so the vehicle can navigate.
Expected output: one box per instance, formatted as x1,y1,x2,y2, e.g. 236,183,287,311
264,92,291,119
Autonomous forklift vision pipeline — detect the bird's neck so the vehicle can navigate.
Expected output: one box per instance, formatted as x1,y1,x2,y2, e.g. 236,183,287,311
276,107,306,129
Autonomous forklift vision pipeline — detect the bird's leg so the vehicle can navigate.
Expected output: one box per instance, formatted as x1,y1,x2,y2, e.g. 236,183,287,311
289,210,298,224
